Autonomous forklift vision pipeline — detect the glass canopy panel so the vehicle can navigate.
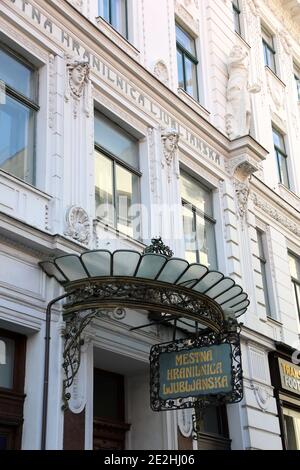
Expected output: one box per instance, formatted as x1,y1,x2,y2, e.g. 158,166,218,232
230,300,250,313
204,278,235,299
39,261,67,282
157,258,189,283
55,256,88,281
81,251,111,277
221,293,248,309
112,251,140,276
214,286,242,305
136,254,167,279
176,264,207,287
192,272,223,293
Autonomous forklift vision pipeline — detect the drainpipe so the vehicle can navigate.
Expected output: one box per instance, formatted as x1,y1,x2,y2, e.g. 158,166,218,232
41,291,69,450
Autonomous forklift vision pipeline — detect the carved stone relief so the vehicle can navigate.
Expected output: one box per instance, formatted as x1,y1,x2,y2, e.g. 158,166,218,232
161,128,180,183
65,55,91,118
226,45,261,140
153,60,169,86
64,206,91,245
266,73,286,129
177,408,194,438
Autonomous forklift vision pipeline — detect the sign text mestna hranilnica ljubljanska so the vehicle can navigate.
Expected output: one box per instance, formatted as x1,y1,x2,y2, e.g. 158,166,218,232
159,343,232,400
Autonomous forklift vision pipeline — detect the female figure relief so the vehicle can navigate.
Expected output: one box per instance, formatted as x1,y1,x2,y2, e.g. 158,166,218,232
226,46,260,139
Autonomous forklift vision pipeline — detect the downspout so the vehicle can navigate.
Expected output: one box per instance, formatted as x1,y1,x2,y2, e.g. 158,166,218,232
41,291,69,450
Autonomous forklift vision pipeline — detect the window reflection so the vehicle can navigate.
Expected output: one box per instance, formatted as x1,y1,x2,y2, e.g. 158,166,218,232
0,337,15,389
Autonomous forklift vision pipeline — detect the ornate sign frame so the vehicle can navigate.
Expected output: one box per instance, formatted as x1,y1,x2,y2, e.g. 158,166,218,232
150,328,243,412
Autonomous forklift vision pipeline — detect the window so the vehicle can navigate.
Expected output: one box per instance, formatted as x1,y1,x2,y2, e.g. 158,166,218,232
0,329,26,450
256,229,272,318
0,45,38,184
232,0,242,36
181,171,217,269
94,112,140,239
98,0,128,38
288,252,300,321
283,408,300,450
272,127,290,189
294,64,300,101
262,27,276,74
176,24,199,101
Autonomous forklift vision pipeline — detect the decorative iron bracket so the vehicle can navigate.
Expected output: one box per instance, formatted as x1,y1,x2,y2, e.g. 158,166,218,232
61,309,102,410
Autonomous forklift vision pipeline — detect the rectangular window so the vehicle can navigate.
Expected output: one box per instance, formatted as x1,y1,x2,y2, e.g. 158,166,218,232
288,252,300,322
232,0,242,36
294,63,300,101
256,229,272,318
180,171,217,269
176,24,199,101
98,0,128,38
272,127,290,189
0,45,38,184
283,408,300,450
262,27,276,74
94,112,140,239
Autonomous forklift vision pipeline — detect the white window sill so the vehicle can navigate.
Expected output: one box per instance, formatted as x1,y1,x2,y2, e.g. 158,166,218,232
95,17,140,62
93,218,144,250
277,183,300,212
177,88,210,121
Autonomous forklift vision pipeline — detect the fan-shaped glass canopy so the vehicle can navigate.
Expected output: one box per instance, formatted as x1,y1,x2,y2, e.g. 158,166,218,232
40,249,249,319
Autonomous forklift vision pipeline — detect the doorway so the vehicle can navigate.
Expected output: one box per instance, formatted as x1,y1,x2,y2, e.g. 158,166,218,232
93,368,130,450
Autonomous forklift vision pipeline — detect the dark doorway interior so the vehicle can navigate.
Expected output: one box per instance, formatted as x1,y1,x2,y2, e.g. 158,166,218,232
93,368,130,450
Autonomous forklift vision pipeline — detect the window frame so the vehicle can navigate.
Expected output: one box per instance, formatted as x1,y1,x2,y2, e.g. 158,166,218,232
256,229,272,318
0,43,39,185
98,0,128,39
232,0,242,36
181,171,217,269
294,63,300,102
262,27,277,74
272,127,290,189
288,252,300,322
176,23,199,102
94,141,141,237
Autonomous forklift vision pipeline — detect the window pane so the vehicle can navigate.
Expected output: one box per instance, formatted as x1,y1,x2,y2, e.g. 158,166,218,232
283,409,300,450
177,50,184,90
262,29,273,49
111,0,127,38
183,205,197,263
0,337,15,389
277,153,289,188
289,254,300,280
95,112,138,169
95,151,115,226
261,261,271,316
0,95,35,183
181,172,213,216
116,164,139,237
272,128,285,151
98,0,110,22
184,56,198,101
176,25,196,55
196,213,217,269
0,47,35,99
257,230,265,259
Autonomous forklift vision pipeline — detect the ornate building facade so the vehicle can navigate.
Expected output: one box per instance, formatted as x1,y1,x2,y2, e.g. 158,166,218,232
0,0,299,450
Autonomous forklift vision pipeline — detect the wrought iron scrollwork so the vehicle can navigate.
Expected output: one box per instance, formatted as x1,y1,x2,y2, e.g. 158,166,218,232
143,237,174,258
61,309,102,410
63,278,224,332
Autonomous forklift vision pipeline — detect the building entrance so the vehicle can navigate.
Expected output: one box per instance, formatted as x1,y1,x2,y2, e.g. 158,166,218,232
93,368,130,450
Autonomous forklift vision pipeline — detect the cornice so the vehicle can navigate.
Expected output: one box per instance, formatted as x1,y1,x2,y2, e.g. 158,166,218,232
250,178,300,238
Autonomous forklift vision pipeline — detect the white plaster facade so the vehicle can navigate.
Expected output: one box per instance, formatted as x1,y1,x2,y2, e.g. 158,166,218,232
0,0,299,450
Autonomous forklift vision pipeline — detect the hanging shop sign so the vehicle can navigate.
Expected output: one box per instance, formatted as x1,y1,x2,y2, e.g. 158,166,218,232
278,358,300,396
150,330,243,411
